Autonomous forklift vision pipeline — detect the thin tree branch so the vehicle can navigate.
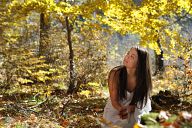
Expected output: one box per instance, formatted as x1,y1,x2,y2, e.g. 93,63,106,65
160,6,192,31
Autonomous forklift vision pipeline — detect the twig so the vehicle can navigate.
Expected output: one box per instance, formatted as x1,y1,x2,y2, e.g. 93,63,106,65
160,6,192,32
29,96,56,109
60,96,71,116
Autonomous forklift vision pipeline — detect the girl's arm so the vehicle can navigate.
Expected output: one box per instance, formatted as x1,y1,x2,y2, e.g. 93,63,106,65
108,69,124,112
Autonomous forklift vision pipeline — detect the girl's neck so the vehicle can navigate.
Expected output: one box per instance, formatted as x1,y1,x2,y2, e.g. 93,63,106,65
126,68,136,77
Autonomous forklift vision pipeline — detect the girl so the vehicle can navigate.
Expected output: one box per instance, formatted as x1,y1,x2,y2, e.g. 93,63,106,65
103,47,152,128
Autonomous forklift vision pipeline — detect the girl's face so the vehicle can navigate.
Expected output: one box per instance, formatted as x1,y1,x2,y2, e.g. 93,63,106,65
123,48,138,69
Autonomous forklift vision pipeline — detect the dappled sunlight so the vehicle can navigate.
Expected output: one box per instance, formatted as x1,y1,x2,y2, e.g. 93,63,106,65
0,0,191,127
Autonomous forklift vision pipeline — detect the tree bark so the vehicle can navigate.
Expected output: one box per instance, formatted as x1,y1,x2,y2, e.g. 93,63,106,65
39,13,51,63
65,16,76,94
154,39,164,75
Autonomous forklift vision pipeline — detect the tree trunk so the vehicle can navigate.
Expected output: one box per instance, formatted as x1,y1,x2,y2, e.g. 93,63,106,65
65,16,76,94
154,39,164,75
39,13,51,63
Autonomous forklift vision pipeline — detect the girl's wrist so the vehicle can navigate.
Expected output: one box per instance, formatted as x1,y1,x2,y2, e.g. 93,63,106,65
117,106,122,111
117,105,124,111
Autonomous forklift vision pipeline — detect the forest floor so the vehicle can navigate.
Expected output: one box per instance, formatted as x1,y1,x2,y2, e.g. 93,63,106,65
0,90,191,128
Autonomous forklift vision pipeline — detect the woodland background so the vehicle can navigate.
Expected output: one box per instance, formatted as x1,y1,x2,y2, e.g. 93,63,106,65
0,0,191,127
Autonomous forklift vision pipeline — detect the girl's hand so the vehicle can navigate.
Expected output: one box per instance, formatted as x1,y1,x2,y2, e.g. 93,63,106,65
119,106,128,119
127,105,135,113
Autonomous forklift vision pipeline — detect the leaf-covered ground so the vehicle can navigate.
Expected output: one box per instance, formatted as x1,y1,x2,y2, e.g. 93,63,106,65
0,90,191,128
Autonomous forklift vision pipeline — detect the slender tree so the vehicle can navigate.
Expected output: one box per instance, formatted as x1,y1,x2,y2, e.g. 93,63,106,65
39,13,52,63
65,15,76,94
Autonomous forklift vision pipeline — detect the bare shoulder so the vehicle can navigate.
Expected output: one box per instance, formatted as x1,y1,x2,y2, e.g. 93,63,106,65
109,65,123,74
108,65,123,80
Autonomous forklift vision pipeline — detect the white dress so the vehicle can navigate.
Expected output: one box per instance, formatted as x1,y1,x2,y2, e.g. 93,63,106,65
103,91,151,128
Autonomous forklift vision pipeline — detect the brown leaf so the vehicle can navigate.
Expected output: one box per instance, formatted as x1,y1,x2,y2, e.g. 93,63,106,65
60,119,69,127
160,122,172,127
94,107,101,112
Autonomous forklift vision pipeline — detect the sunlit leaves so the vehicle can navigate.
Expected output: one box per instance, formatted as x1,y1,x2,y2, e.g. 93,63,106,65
5,0,192,57
177,0,191,14
18,78,34,84
79,90,91,98
2,0,191,98
100,0,191,56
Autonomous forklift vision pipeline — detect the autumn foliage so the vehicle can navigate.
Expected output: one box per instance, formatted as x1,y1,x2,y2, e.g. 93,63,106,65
0,0,191,128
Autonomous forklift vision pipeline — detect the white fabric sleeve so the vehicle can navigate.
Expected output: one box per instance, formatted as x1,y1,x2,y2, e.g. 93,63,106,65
134,98,152,123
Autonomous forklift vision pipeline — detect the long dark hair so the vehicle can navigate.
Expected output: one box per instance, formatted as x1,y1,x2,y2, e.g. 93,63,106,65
111,47,152,109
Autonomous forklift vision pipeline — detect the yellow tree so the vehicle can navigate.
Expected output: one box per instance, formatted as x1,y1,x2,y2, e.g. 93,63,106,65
7,0,191,93
7,0,109,94
99,0,191,73
0,0,61,96
101,0,191,48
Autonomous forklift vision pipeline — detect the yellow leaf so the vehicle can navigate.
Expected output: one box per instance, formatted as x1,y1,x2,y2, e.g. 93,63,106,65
79,90,91,98
88,82,99,87
133,123,141,128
